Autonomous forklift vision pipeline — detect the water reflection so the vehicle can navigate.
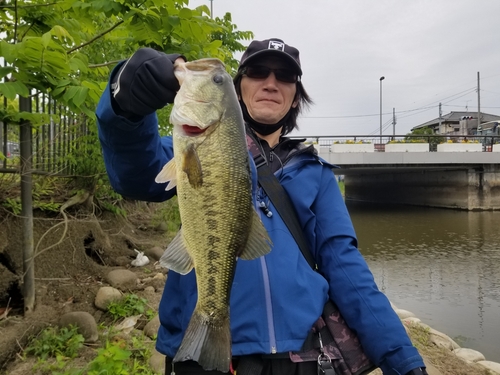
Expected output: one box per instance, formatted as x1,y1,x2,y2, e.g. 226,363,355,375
347,202,500,361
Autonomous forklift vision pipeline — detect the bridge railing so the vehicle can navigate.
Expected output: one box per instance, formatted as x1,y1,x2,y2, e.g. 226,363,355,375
297,134,499,152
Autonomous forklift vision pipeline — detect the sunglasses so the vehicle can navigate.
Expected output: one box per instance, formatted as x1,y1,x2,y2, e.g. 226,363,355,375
242,65,300,83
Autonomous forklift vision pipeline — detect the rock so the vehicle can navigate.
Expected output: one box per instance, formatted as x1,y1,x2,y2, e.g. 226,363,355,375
149,348,165,374
143,315,160,339
452,348,485,363
153,272,166,281
106,269,138,290
427,327,460,350
143,286,156,294
394,308,416,319
402,317,421,325
476,361,500,374
145,246,165,261
94,286,123,311
59,311,98,343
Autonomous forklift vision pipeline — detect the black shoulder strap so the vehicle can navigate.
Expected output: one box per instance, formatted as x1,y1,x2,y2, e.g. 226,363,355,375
246,134,318,271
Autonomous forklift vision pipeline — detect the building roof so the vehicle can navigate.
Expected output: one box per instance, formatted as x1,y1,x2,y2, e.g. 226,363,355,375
412,111,500,130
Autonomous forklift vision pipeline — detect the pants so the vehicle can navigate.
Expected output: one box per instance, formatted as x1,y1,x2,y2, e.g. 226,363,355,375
165,356,317,375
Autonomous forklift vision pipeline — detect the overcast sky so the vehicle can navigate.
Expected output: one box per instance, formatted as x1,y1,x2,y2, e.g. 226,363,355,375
190,0,500,137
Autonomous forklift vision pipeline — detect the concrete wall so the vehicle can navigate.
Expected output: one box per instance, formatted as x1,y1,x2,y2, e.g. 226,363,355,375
345,165,500,210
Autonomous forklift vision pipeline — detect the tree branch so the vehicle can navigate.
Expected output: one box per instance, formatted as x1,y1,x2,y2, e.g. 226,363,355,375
0,2,58,8
66,20,124,54
88,60,122,68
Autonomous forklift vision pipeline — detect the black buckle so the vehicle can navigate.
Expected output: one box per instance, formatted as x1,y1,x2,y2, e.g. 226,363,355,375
317,353,336,375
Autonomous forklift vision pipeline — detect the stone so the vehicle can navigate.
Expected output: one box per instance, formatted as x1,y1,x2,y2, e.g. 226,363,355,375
94,286,123,311
402,317,421,325
428,328,460,350
149,348,165,374
59,311,98,343
145,246,165,261
143,315,160,339
452,347,485,363
106,269,138,290
476,361,500,374
394,308,416,319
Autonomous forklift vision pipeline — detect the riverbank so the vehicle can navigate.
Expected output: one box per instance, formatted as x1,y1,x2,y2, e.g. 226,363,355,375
1,203,499,374
388,306,500,374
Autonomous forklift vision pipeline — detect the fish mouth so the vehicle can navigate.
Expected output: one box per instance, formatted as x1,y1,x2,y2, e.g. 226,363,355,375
182,125,207,136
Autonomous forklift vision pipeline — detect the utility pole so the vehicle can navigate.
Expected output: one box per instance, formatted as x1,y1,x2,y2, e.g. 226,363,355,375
379,76,385,140
392,108,396,136
477,72,481,130
438,103,442,134
209,0,213,18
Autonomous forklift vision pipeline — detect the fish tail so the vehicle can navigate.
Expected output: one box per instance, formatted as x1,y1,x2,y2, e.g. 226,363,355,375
173,308,231,372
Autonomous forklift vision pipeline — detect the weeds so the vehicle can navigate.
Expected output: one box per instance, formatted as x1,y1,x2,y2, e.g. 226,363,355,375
107,294,155,321
26,325,84,360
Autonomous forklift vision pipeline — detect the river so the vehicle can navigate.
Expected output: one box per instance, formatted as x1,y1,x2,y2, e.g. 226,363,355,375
346,201,500,362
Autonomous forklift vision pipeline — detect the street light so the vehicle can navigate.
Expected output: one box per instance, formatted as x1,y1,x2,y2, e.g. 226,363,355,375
379,76,385,139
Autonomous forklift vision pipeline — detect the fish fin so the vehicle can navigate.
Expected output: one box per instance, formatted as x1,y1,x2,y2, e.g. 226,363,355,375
238,209,273,260
182,144,203,189
155,159,178,190
159,230,194,274
173,307,231,372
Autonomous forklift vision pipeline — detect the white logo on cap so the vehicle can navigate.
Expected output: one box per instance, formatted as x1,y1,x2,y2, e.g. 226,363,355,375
268,40,285,51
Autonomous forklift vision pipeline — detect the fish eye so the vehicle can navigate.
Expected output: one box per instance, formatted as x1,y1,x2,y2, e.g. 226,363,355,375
212,74,224,85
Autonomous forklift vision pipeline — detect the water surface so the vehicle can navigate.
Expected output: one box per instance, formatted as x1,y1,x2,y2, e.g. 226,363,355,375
347,202,500,361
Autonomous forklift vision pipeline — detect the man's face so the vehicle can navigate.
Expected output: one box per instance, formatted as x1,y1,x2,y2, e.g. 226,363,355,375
240,56,298,125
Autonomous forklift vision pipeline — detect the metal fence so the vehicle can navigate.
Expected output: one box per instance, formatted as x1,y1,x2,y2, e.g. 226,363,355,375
0,93,89,176
299,134,500,153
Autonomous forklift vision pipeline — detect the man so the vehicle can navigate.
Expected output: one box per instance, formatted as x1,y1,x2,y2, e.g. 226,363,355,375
96,38,428,375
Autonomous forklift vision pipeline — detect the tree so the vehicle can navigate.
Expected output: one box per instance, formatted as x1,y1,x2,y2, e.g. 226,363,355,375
405,127,444,145
0,0,253,313
0,0,253,125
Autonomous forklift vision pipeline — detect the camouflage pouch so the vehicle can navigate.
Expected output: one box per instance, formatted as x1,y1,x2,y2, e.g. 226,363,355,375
290,300,377,375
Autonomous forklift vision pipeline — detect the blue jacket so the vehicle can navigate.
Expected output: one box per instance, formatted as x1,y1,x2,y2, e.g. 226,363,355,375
96,80,425,375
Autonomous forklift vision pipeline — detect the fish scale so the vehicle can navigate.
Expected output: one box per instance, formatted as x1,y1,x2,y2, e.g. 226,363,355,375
155,58,272,372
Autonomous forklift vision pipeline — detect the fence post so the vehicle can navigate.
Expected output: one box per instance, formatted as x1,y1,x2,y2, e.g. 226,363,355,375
19,96,35,313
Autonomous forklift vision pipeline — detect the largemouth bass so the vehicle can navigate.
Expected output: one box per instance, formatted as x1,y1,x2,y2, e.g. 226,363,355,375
155,58,272,372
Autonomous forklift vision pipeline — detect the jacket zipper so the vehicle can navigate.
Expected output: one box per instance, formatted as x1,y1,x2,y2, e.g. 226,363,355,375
260,253,277,353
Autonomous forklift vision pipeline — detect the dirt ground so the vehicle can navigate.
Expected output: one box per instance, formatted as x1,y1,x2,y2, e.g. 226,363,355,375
0,203,492,375
0,201,173,373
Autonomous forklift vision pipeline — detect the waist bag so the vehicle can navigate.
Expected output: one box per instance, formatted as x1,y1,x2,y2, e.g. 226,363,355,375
247,134,377,375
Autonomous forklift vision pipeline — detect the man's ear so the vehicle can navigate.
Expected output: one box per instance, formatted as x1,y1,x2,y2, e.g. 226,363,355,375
292,99,299,108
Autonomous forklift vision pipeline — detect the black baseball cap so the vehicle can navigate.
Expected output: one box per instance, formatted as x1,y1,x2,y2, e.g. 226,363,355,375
239,38,302,76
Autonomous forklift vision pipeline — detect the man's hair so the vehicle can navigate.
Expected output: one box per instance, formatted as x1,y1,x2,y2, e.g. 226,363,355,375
233,72,313,136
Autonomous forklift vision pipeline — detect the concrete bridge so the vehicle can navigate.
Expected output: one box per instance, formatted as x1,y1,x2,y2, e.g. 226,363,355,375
313,143,500,210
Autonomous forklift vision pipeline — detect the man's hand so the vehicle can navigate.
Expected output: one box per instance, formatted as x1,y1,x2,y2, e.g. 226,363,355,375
112,48,185,117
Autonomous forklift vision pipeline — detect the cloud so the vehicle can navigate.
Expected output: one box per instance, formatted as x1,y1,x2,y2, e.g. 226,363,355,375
191,0,500,135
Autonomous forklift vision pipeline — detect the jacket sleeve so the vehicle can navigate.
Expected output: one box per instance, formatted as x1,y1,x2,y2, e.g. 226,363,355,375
310,167,425,374
96,63,176,202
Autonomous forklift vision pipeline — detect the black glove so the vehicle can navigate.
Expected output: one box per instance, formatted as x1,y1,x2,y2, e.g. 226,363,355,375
406,368,428,375
111,48,185,117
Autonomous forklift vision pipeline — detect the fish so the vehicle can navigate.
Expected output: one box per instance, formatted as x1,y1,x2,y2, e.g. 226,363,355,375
155,58,272,372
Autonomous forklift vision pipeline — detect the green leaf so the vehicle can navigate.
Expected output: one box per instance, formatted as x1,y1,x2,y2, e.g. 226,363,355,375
0,41,17,63
41,32,52,48
168,15,180,26
178,8,192,19
0,81,29,100
51,25,74,44
72,86,89,107
0,66,15,80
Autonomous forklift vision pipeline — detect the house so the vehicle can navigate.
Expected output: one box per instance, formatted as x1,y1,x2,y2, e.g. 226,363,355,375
411,111,500,135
